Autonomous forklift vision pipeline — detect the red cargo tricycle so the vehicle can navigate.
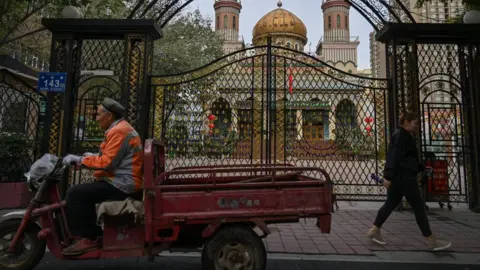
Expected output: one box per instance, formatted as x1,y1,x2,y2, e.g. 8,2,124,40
0,139,333,270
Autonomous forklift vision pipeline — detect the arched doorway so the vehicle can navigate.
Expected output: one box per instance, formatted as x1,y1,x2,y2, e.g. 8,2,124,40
335,99,357,132
206,98,233,158
420,82,467,203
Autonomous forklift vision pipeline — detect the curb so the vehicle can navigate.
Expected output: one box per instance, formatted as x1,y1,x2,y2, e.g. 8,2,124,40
158,251,480,265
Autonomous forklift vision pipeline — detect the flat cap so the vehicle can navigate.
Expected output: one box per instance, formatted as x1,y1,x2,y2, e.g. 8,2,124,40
102,98,126,116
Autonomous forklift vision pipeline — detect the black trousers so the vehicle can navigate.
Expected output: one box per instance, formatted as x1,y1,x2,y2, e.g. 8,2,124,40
374,172,433,237
65,181,129,240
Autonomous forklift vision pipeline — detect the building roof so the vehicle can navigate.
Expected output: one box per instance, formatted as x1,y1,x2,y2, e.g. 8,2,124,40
252,2,307,44
0,54,39,85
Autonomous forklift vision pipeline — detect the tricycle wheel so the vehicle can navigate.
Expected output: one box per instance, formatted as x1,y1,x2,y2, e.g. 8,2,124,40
0,220,46,270
201,225,266,270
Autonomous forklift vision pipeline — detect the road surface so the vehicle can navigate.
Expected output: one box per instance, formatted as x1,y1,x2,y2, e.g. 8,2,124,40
35,253,478,270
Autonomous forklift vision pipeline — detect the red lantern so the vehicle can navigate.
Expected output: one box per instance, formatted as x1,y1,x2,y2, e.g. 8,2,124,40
366,126,372,132
208,114,216,121
364,117,374,124
209,123,215,129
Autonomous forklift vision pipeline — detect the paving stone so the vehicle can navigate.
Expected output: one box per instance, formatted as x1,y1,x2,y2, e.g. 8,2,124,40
264,209,480,255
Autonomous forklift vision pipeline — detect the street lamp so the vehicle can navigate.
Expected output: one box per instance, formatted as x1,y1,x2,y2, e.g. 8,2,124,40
61,5,83,19
464,9,480,24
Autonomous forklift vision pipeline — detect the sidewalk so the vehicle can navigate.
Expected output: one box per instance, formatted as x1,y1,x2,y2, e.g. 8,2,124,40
262,208,480,255
2,206,479,256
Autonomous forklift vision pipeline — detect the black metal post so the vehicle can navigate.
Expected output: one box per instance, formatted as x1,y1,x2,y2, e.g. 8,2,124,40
386,40,398,138
464,44,480,209
266,36,273,164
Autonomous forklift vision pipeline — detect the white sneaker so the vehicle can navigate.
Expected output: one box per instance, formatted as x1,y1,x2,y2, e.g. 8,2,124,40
367,227,387,245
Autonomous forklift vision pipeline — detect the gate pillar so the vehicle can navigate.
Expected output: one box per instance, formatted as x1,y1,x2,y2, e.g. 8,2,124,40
42,19,161,196
42,19,161,154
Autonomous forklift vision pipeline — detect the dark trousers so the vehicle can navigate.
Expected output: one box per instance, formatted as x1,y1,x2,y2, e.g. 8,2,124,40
374,172,433,237
65,181,129,240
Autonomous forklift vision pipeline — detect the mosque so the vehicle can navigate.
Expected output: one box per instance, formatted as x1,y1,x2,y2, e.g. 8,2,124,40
163,0,382,161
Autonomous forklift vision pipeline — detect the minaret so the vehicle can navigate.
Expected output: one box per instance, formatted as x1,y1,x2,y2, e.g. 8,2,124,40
214,0,244,54
316,0,360,73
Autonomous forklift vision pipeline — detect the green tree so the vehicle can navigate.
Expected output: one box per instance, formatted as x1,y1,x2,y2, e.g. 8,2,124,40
415,0,480,23
153,9,224,76
153,9,225,134
0,0,128,55
0,1,93,46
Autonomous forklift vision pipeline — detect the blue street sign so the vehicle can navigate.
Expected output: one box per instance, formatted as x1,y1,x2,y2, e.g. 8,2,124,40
38,72,67,93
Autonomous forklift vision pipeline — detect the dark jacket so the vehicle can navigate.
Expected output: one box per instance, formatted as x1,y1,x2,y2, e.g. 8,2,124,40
383,127,424,181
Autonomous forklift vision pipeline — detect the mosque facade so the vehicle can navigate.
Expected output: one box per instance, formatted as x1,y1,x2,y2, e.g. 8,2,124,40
158,0,384,163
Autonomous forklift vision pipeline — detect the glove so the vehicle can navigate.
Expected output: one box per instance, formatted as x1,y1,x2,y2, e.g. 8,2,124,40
63,154,82,166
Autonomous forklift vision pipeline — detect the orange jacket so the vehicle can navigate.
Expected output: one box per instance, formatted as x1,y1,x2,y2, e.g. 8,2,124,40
81,119,143,194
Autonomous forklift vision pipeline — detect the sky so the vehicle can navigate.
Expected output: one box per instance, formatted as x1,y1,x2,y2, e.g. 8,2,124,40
186,0,374,70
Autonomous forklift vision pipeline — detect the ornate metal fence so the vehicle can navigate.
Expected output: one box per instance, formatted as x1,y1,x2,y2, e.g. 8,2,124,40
0,70,47,183
378,24,480,206
36,17,479,207
150,42,390,201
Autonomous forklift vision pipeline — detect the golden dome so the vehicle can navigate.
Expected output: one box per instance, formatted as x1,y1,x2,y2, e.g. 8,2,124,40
252,2,307,44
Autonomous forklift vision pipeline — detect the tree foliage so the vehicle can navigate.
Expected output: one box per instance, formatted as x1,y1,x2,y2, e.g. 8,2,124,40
0,0,178,48
1,1,224,76
153,9,224,76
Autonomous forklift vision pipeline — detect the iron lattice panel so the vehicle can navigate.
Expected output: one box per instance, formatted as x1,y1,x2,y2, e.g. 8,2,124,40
418,44,470,203
151,45,390,201
0,73,47,183
70,39,127,185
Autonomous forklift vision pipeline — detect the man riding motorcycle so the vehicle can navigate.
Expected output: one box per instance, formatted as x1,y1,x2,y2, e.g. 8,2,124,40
61,98,143,256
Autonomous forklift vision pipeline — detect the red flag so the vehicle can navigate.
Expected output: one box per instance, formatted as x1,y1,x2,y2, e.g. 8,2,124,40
288,64,294,95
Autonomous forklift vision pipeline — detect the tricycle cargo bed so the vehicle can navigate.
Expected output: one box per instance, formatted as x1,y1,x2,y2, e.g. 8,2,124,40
142,140,334,241
153,183,332,219
150,165,332,217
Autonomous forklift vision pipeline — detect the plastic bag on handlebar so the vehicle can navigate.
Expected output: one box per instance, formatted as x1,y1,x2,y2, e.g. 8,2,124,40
25,153,59,181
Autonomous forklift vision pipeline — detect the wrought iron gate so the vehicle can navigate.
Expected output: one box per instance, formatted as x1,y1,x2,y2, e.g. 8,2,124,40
415,44,478,204
150,42,390,201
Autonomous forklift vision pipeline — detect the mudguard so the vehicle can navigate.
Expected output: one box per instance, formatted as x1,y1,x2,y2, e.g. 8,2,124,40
0,209,42,229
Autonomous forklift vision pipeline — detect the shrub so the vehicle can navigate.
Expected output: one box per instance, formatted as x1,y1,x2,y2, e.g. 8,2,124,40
0,132,34,182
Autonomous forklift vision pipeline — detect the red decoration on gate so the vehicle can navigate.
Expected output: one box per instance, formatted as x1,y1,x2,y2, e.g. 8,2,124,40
208,114,216,121
288,65,294,96
364,117,374,124
209,123,215,129
365,126,372,132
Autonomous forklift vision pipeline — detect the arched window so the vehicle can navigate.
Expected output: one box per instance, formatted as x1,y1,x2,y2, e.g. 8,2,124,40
216,16,219,29
224,15,228,29
328,16,331,29
345,16,348,28
286,42,291,48
302,98,326,141
233,16,236,29
336,14,341,28
348,70,352,73
294,44,299,50
212,98,232,138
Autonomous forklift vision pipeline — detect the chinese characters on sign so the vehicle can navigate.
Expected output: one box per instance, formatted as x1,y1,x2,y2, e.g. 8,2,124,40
38,72,67,93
